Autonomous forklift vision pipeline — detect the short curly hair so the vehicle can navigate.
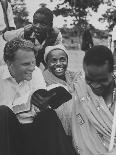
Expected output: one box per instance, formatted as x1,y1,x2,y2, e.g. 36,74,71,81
83,45,114,72
4,38,37,62
33,7,53,24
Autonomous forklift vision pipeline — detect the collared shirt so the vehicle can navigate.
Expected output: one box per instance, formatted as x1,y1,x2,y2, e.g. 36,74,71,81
0,2,15,31
0,66,46,124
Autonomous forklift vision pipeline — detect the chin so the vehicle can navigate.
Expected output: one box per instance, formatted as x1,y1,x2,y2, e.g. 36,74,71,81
25,76,32,81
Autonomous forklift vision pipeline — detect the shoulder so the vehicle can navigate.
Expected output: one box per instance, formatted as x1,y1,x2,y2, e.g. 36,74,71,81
67,70,84,82
52,27,60,34
31,66,46,90
0,78,10,93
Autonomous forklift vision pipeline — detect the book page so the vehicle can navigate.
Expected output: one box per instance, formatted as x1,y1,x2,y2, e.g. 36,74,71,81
12,91,31,114
46,83,68,91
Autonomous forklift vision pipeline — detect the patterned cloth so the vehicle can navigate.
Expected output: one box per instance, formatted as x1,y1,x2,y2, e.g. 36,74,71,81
43,69,79,136
72,73,116,155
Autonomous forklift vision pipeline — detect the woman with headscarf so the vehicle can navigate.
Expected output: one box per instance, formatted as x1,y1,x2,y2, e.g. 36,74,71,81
42,44,81,138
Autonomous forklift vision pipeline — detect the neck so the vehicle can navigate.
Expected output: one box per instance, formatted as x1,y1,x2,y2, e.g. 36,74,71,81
58,75,66,82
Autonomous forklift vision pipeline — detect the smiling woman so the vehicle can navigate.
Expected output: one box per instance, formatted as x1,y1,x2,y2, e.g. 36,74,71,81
43,44,80,138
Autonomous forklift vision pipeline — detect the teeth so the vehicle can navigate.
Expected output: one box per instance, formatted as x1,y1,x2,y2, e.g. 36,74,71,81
55,68,63,72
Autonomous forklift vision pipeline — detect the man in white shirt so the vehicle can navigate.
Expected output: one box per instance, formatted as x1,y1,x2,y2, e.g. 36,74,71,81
0,38,75,155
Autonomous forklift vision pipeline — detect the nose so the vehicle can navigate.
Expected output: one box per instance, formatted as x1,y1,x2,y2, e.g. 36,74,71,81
28,62,35,72
56,60,61,66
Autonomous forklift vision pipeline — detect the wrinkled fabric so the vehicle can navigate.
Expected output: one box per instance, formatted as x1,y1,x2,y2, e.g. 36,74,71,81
72,74,116,155
43,69,79,136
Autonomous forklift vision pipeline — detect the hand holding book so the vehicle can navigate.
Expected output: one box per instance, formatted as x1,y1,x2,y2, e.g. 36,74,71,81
31,84,72,111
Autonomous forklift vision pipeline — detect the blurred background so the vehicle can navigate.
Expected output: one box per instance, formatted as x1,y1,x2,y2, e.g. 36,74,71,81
9,0,116,51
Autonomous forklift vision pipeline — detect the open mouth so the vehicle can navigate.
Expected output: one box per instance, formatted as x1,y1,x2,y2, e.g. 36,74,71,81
26,72,32,77
55,68,64,72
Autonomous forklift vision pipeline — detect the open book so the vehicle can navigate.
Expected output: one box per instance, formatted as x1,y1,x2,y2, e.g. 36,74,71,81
32,83,72,109
13,84,72,114
12,91,31,114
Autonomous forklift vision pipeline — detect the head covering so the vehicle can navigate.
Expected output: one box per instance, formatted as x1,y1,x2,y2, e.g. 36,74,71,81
44,44,68,63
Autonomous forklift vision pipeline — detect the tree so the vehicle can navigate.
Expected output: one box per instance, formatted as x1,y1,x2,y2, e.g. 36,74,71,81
99,0,116,31
11,0,29,28
53,0,104,27
52,0,104,42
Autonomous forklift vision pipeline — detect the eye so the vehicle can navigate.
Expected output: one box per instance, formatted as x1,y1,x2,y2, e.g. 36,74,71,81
85,77,93,84
60,57,67,62
23,62,30,66
51,58,57,63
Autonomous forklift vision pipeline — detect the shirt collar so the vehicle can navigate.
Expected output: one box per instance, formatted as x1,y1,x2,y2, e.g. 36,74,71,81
1,65,27,86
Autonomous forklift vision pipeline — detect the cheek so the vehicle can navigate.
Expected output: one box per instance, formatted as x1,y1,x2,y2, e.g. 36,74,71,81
48,63,55,72
64,62,68,68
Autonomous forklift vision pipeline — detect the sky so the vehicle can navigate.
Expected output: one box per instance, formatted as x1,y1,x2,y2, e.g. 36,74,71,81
24,0,109,30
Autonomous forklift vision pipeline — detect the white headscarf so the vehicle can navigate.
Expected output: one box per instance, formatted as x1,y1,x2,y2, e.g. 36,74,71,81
44,44,68,63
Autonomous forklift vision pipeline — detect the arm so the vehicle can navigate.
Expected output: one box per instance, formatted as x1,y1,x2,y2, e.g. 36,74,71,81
3,27,24,41
3,24,33,41
7,2,16,29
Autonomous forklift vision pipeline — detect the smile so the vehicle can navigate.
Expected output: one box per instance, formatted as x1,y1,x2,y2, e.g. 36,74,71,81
55,68,64,72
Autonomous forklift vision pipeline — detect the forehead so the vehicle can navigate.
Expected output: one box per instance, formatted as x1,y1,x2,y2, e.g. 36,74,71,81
48,49,67,59
33,13,49,23
84,63,110,79
14,48,35,61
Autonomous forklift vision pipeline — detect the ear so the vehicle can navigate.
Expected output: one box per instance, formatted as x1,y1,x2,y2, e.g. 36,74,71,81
6,60,15,76
6,60,12,67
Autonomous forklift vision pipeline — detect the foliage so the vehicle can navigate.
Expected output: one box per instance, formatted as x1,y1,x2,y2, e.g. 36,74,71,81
52,0,104,35
99,0,116,31
11,0,29,28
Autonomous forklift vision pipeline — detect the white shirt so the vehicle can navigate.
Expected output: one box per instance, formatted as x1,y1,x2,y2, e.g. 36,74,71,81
112,25,116,42
0,66,46,124
0,2,15,31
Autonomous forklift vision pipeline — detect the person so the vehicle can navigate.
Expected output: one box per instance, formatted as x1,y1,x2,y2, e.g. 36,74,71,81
72,45,116,155
111,17,116,72
108,24,114,53
0,0,15,65
0,38,76,155
81,24,94,52
41,44,80,140
3,7,62,68
108,32,112,51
